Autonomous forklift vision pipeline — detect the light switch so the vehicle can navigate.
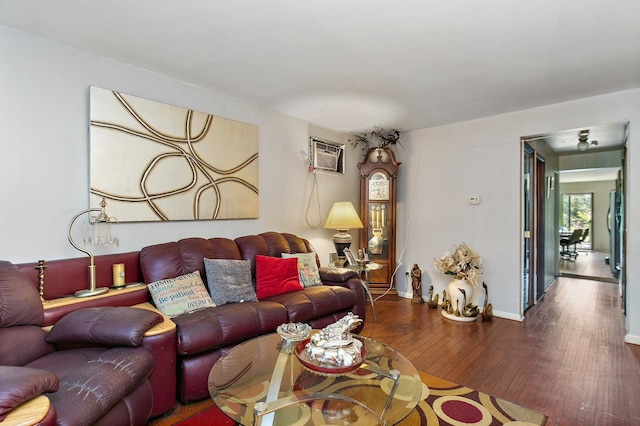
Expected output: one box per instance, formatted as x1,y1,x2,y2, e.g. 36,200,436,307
468,196,480,205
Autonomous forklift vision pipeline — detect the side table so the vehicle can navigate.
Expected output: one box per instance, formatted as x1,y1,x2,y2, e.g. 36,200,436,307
346,262,381,321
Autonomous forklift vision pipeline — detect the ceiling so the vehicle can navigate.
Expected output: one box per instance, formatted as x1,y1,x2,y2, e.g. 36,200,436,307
524,120,629,154
1,0,639,138
525,121,627,182
559,167,621,183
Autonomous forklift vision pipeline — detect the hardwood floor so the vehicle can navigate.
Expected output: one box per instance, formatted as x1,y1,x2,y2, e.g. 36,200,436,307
559,250,618,283
365,277,640,425
149,276,640,425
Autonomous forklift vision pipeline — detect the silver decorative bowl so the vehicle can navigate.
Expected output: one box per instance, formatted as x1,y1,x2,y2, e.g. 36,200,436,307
277,322,311,343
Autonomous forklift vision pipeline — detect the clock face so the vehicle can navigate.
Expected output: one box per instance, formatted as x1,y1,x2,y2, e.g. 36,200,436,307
368,173,389,200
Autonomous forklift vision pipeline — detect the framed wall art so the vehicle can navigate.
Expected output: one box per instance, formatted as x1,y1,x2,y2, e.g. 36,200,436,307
89,86,259,222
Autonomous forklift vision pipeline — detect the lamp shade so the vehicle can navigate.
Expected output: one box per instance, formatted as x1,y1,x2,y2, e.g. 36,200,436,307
324,202,364,264
323,202,364,231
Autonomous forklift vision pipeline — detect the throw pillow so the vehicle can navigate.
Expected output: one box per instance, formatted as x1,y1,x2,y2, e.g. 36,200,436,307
255,255,302,299
203,258,258,305
282,252,322,288
147,270,216,318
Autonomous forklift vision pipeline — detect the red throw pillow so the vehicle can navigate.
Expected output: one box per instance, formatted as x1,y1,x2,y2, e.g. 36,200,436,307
255,255,302,299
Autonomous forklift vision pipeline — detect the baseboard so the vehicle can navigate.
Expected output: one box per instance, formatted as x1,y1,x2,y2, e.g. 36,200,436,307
624,334,640,346
492,310,523,322
560,272,618,284
398,292,524,321
397,290,413,299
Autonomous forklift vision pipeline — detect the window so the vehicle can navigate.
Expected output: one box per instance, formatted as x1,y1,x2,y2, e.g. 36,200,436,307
561,193,592,250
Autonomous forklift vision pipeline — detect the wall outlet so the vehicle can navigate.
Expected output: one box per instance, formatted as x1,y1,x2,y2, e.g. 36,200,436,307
468,196,480,205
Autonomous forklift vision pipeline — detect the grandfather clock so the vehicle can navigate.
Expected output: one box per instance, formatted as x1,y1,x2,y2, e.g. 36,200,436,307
359,147,400,296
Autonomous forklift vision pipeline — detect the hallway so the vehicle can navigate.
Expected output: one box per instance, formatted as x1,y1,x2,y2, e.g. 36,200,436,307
560,250,618,283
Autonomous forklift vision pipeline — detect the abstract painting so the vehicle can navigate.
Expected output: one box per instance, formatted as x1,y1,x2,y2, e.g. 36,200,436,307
89,86,259,222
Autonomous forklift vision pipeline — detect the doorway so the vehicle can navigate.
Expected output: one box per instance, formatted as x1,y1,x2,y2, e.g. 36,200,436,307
521,121,627,317
522,143,546,312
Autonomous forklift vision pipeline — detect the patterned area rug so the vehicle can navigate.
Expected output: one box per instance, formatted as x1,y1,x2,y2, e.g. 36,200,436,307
402,371,546,425
176,370,546,425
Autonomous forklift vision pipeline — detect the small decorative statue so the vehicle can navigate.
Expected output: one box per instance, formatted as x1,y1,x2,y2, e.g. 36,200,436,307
35,259,46,301
427,285,439,308
482,282,493,321
410,264,424,304
459,288,479,317
304,313,363,367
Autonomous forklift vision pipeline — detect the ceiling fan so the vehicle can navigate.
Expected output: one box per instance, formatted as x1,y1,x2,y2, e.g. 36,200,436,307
576,129,598,151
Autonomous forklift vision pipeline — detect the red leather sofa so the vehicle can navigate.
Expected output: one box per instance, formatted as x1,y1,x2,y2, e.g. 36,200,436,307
0,261,159,425
139,231,366,403
13,231,366,414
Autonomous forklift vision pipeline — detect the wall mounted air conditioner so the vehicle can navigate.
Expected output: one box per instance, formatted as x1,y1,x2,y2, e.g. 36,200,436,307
310,137,345,174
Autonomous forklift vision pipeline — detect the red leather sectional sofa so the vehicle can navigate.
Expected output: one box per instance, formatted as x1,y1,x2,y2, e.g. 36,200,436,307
139,231,366,403
10,231,365,420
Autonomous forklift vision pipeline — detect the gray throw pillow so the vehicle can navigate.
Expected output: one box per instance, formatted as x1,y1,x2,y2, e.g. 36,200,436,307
204,258,258,305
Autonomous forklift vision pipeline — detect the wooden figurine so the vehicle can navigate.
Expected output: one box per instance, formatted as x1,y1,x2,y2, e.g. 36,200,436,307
410,264,424,304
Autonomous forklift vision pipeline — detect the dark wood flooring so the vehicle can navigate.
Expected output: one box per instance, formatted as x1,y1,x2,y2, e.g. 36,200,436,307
559,250,618,283
149,276,640,425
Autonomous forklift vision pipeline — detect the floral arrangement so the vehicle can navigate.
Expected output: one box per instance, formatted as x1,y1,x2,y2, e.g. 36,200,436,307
434,243,482,286
350,127,401,152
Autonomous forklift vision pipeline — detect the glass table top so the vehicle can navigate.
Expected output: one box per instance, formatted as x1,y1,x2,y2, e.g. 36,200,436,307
208,332,422,425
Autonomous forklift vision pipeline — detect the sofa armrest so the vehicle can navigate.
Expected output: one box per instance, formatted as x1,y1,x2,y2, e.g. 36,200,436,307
318,267,366,331
133,303,178,417
0,366,58,422
1,395,53,426
318,267,359,283
45,306,163,348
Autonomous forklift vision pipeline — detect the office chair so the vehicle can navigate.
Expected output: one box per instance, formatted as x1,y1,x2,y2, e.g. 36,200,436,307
578,228,589,244
560,229,582,260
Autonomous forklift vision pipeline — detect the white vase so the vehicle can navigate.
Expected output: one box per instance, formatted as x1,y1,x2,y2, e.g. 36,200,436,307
441,279,478,322
470,282,485,311
447,279,473,312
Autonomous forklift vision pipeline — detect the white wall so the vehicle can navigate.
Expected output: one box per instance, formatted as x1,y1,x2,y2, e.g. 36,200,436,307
0,26,360,265
396,89,640,342
559,180,616,252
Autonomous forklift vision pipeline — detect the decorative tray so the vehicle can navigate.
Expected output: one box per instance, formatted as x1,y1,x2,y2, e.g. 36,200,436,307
295,338,366,376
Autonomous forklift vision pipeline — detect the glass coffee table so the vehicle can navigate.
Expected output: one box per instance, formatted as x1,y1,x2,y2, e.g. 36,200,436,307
208,332,422,425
